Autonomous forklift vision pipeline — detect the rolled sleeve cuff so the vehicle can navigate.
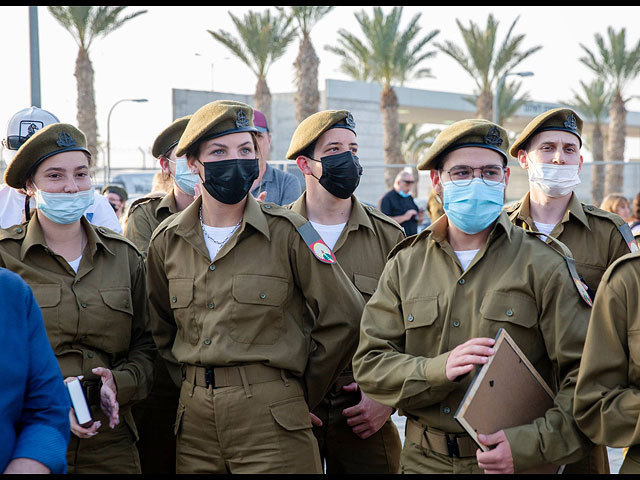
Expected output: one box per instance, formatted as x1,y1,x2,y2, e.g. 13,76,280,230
423,351,456,390
504,424,546,473
12,425,69,474
111,369,137,406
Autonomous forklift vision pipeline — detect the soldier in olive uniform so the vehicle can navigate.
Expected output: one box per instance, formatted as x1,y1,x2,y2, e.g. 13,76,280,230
146,100,365,474
124,116,195,260
506,108,638,473
352,119,594,474
574,251,640,474
126,117,196,474
0,124,155,474
285,110,404,473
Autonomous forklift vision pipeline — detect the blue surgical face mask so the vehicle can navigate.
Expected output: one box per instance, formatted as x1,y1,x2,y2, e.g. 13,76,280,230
171,156,198,196
442,178,505,234
34,185,95,225
398,190,411,198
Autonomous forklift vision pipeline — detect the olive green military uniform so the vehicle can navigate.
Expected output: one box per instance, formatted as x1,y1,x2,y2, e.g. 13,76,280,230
352,212,594,473
124,192,177,260
574,251,640,474
0,213,155,474
146,194,365,474
506,192,635,296
124,191,180,474
289,192,404,473
427,190,444,223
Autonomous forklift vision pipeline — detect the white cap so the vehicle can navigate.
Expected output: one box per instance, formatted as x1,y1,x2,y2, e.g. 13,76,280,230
3,106,60,151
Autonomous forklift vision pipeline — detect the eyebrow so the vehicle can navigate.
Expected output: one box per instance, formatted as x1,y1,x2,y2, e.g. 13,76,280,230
42,165,89,173
321,141,359,148
539,140,579,148
208,141,253,148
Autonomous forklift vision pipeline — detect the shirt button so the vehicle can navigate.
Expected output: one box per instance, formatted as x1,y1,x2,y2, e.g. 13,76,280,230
506,309,514,317
208,302,215,309
87,352,94,358
265,205,271,209
259,292,267,300
458,279,465,285
80,302,87,308
16,227,22,234
443,407,451,414
407,314,414,323
453,320,460,327
209,264,216,271
172,296,178,303
203,338,211,346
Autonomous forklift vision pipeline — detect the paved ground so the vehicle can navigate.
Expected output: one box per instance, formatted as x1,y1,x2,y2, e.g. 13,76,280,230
391,413,624,473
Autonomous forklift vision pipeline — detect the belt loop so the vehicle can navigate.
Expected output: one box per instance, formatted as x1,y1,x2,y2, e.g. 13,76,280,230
280,369,289,387
238,366,253,399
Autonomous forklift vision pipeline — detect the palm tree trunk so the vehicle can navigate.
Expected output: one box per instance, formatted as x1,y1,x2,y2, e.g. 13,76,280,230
590,123,605,205
294,34,320,123
381,84,403,189
75,47,98,167
605,90,626,195
254,75,272,161
476,89,493,121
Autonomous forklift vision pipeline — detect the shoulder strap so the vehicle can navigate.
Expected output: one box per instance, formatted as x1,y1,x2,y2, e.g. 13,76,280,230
296,221,337,264
617,223,639,253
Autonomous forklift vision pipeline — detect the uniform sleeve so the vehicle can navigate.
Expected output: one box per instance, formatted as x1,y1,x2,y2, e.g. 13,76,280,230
110,251,156,406
574,268,640,448
124,206,153,260
608,223,635,267
11,279,70,474
353,256,458,409
289,232,365,410
146,232,182,387
503,262,593,471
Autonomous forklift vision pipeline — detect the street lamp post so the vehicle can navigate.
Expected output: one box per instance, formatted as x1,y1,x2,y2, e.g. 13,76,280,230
493,71,534,124
106,98,148,183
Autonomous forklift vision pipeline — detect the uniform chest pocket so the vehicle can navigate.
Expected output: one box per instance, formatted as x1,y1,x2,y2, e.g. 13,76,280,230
353,273,379,299
480,291,538,329
97,287,134,354
168,278,196,345
31,283,61,341
401,296,440,355
231,274,289,345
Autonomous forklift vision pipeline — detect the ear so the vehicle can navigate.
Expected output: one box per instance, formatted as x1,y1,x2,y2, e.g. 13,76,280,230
578,154,584,174
24,179,36,197
159,157,171,175
517,149,529,170
296,156,313,175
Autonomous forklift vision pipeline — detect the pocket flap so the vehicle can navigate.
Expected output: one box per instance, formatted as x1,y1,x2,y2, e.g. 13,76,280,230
232,274,288,306
480,291,538,328
402,296,438,329
31,283,61,308
168,278,194,309
353,273,379,296
269,396,312,431
100,287,134,315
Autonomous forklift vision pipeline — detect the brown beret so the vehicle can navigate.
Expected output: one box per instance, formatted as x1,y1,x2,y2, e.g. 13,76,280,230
4,123,91,189
175,100,257,158
418,119,509,171
286,110,356,160
152,115,192,158
509,108,583,157
102,184,128,201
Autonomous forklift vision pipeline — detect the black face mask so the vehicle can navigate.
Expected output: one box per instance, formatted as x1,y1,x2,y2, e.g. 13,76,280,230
199,158,259,205
309,151,363,199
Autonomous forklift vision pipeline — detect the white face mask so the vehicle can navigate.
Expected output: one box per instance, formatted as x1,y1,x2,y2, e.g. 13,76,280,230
526,155,581,198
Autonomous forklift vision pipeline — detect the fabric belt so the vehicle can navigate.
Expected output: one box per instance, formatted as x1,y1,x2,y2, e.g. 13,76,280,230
405,418,477,458
183,363,288,389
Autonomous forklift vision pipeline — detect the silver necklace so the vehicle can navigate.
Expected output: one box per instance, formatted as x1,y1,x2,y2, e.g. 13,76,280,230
199,207,242,246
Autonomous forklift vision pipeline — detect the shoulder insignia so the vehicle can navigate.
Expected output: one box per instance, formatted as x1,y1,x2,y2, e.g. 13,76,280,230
297,221,337,264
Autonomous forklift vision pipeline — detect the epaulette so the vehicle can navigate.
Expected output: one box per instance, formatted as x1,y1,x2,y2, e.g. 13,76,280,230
0,223,28,241
387,229,431,259
261,202,337,264
94,224,143,256
149,212,180,243
363,204,404,232
582,203,639,253
600,250,640,284
127,193,165,216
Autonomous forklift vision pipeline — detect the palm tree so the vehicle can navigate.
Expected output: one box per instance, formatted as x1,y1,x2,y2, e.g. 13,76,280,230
580,27,640,196
565,79,612,205
326,7,439,188
463,79,531,125
435,14,541,120
209,9,297,130
278,7,334,123
47,6,147,166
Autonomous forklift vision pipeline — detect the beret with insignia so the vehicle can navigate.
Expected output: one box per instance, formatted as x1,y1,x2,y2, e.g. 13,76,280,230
4,123,91,189
102,184,128,202
509,108,583,157
418,119,509,171
152,115,192,158
286,110,356,160
175,100,257,158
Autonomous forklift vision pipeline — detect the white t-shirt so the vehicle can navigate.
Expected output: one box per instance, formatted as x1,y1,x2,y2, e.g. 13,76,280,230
455,248,480,271
534,221,556,242
202,224,239,261
67,255,82,273
0,184,123,234
310,221,346,251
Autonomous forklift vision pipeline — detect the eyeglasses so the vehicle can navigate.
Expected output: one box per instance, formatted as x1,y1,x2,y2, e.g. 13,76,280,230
401,179,415,185
441,165,506,186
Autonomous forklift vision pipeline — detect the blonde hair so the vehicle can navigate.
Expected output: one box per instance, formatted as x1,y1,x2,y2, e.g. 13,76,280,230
600,193,629,215
151,171,173,194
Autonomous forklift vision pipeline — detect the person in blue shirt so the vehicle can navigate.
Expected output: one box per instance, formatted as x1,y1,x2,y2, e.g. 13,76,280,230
0,268,70,474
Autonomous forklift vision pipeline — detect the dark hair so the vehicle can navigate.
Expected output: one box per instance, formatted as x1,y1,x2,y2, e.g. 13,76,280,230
299,140,317,160
633,192,640,221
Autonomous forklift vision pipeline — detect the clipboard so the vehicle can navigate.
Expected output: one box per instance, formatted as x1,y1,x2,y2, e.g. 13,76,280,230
454,328,563,474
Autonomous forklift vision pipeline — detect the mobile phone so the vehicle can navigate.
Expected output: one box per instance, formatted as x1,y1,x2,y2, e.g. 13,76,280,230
67,378,94,427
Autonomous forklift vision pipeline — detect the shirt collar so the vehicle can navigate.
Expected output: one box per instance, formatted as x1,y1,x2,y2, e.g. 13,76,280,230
155,191,178,216
427,210,513,245
511,192,591,231
290,192,375,235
